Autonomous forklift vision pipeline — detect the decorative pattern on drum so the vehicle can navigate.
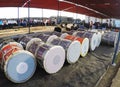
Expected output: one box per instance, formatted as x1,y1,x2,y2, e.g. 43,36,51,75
0,42,36,83
74,31,97,51
19,36,31,49
35,33,58,43
49,38,81,64
64,35,89,57
102,31,118,47
27,40,65,74
73,31,85,37
83,32,97,51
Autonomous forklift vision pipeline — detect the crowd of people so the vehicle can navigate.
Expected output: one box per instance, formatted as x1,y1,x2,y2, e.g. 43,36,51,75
0,18,56,30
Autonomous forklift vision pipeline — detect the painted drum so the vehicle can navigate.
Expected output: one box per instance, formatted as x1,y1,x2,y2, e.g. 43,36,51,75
102,31,118,47
0,42,36,83
88,29,102,47
19,35,41,50
74,31,97,51
47,38,81,64
27,40,65,74
18,36,31,49
64,35,89,57
36,33,58,43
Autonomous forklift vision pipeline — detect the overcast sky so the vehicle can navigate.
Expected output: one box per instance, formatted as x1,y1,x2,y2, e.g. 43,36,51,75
0,7,85,20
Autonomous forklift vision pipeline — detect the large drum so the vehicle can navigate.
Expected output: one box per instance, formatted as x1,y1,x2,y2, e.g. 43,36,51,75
64,35,89,57
18,35,31,49
102,31,118,47
18,35,41,49
47,37,81,64
73,31,97,51
88,29,102,47
26,39,65,74
0,42,36,83
36,33,58,43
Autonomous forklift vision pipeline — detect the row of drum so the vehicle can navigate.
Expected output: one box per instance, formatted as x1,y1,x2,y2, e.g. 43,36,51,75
0,30,101,83
0,30,117,83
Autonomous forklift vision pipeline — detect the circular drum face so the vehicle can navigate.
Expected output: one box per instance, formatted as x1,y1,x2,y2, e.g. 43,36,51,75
43,46,65,74
67,41,81,63
4,51,36,83
80,38,89,57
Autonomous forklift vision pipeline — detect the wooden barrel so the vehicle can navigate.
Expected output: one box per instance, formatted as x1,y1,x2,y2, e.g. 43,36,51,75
0,42,36,83
26,39,65,74
73,31,97,51
47,37,81,64
64,35,89,57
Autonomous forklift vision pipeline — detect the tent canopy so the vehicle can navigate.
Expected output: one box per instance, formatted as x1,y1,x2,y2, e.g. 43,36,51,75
0,0,120,18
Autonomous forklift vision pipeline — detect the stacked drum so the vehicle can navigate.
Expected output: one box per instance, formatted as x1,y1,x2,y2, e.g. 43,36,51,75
0,41,36,83
73,31,98,51
62,35,89,57
35,34,81,64
18,36,65,74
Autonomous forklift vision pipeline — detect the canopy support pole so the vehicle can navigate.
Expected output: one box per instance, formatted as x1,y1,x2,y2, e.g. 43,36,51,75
28,0,30,33
18,7,20,29
57,0,60,24
112,31,120,66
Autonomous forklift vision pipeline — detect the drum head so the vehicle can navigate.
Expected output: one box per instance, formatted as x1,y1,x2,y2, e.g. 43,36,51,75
60,33,69,39
67,41,81,64
46,35,58,43
4,51,36,83
43,46,65,74
90,33,97,51
81,38,89,57
96,32,102,47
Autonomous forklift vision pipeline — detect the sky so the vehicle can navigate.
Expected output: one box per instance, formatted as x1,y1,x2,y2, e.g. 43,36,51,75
0,7,85,20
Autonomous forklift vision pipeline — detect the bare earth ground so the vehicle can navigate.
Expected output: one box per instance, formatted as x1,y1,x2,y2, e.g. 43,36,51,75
0,26,120,87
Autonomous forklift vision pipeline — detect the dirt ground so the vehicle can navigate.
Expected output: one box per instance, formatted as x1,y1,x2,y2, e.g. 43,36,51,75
0,27,119,87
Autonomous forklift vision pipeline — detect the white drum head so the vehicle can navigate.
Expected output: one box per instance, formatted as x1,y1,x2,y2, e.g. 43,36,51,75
96,32,102,47
46,35,58,43
90,33,97,51
26,38,41,50
81,38,89,57
60,33,69,39
43,46,65,74
67,41,81,64
4,50,36,83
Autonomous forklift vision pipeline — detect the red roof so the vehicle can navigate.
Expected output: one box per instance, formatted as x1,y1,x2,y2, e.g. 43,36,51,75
0,0,119,18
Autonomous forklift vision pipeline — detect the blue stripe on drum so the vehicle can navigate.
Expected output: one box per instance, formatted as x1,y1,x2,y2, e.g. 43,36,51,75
5,51,36,83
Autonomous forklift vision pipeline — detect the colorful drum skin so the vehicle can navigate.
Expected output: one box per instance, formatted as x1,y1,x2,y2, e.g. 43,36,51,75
47,37,81,64
27,39,65,74
64,35,89,57
0,42,36,83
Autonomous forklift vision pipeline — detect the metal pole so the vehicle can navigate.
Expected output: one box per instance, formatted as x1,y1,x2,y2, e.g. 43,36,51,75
18,7,20,28
57,0,60,24
42,8,43,26
28,0,30,33
112,31,120,66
